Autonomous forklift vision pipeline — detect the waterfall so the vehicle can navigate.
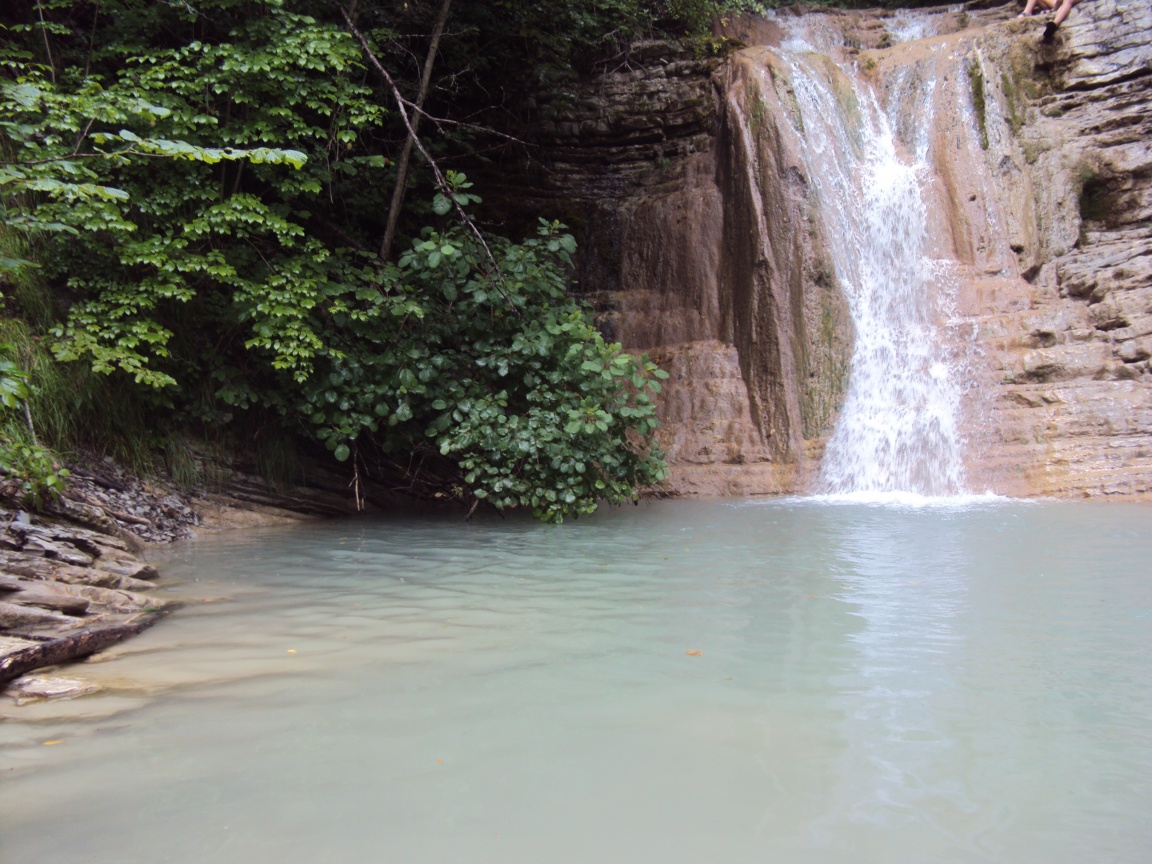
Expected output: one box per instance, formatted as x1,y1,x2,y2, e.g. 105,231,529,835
771,40,968,498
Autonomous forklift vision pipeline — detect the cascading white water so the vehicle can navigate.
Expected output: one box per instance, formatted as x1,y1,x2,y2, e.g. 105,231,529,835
773,43,967,497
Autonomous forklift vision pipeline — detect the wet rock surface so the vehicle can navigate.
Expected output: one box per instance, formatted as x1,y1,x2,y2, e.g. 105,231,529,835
6,673,103,705
1,456,371,697
487,35,854,494
0,502,172,691
919,0,1152,497
63,461,202,543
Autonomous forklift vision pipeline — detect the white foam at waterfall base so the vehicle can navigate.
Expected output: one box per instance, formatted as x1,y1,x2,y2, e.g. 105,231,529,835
775,43,968,498
806,490,1011,508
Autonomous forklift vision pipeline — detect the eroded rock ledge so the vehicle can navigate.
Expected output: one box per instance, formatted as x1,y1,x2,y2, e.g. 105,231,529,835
0,500,169,690
1,460,369,696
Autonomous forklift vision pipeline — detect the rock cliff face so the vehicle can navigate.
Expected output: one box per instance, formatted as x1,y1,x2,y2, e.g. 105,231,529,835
835,0,1152,498
493,39,854,494
952,0,1152,497
499,2,1151,498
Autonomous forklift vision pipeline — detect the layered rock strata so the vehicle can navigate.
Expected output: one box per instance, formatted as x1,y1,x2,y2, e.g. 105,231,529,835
961,1,1152,496
490,39,853,494
0,501,171,689
720,1,1152,498
497,2,1151,498
847,0,1152,497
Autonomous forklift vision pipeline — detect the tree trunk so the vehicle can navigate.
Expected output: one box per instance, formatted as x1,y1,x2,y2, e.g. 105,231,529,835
380,0,453,262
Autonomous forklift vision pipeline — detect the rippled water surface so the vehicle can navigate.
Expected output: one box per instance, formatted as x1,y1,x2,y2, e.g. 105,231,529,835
3,500,1151,863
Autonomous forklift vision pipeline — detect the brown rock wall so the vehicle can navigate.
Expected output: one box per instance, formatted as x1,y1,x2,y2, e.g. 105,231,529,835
949,2,1152,497
486,39,850,494
695,2,1151,499
488,4,1151,498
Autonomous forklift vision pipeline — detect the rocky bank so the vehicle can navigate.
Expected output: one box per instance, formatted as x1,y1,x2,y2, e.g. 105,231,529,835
0,497,168,696
0,459,368,698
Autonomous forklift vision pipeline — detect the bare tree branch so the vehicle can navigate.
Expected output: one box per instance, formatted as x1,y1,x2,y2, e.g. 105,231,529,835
390,97,530,147
382,0,453,262
35,0,57,84
333,1,519,315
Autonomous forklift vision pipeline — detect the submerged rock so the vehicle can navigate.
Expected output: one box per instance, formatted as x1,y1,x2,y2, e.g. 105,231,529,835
6,674,102,705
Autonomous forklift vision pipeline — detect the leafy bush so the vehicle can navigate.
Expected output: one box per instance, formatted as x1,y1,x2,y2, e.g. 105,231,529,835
1,0,671,520
0,430,71,508
0,342,69,508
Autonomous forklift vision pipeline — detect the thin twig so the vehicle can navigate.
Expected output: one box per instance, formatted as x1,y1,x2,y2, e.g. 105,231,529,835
333,1,520,315
83,7,99,79
244,237,278,272
22,401,38,446
229,161,244,197
349,446,364,511
71,118,96,157
35,0,56,84
391,98,530,146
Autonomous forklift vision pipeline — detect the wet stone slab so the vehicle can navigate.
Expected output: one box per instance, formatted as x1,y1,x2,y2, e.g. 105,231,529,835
1,505,173,691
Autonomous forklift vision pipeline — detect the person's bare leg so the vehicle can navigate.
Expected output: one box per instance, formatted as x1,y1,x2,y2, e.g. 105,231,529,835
1043,0,1081,40
1052,0,1082,26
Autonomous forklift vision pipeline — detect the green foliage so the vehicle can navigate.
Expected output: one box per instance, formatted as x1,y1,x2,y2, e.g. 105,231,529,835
250,198,668,522
390,212,667,521
0,0,672,520
967,60,989,152
1,306,175,472
667,0,724,34
2,2,383,387
0,343,29,409
0,425,70,508
457,0,752,78
0,338,69,508
0,48,308,257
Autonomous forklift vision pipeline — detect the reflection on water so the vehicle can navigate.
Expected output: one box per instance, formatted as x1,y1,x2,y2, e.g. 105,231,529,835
819,510,972,855
2,500,1151,864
